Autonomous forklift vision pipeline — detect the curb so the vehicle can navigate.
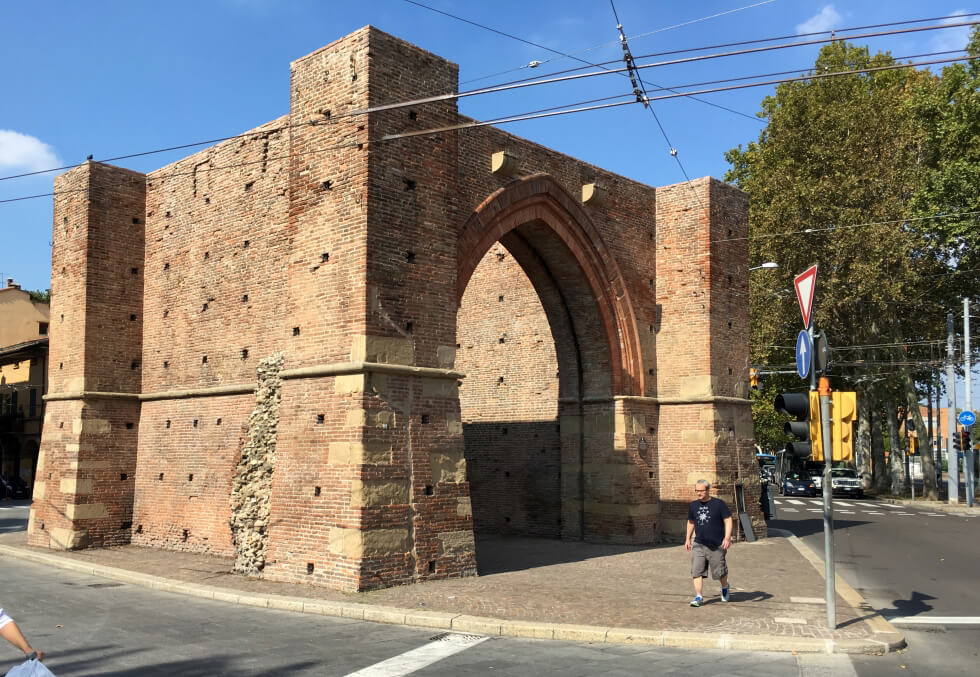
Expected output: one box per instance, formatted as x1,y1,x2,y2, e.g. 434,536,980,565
770,528,905,653
0,542,896,655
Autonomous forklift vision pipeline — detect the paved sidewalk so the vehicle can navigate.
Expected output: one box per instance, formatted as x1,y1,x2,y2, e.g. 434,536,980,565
0,528,903,655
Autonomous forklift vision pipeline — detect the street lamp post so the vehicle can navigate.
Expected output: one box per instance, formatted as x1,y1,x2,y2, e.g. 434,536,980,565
749,262,779,272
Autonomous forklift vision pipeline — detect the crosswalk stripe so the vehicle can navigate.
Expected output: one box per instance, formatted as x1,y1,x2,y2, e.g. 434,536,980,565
343,633,488,676
863,511,884,515
836,501,853,507
781,508,799,512
788,499,805,505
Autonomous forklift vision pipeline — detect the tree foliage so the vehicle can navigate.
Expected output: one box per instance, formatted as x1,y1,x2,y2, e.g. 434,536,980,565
726,32,980,496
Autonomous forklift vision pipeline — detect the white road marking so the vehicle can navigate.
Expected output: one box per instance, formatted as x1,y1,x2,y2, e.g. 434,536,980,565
838,510,855,514
788,499,805,505
773,617,807,624
797,653,858,676
344,633,488,676
806,509,822,512
781,508,799,512
835,501,853,507
923,513,946,517
863,511,884,515
892,512,913,515
789,597,825,604
877,503,902,509
887,616,980,625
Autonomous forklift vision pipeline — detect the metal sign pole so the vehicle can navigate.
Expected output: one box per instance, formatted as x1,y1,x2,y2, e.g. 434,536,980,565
964,298,974,507
819,374,836,630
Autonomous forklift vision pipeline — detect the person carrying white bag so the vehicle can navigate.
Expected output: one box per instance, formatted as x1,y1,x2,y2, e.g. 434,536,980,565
1,606,53,677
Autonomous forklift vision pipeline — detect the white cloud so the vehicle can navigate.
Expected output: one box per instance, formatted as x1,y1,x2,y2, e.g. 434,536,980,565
0,130,60,173
932,10,971,52
797,5,842,34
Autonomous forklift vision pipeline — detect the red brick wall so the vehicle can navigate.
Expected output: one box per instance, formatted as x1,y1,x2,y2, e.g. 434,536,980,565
457,243,561,536
33,25,759,585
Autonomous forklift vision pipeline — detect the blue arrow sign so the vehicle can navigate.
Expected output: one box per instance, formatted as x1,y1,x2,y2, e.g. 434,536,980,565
958,410,976,427
796,330,812,380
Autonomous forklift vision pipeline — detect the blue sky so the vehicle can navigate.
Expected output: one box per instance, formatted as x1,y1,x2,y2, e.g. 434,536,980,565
1,0,974,291
0,0,976,403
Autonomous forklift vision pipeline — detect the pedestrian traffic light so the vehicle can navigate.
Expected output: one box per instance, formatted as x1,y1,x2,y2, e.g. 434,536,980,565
749,368,760,390
831,391,856,462
775,391,822,459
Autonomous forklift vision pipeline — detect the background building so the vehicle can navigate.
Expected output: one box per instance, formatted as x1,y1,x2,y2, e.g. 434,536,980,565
0,278,50,496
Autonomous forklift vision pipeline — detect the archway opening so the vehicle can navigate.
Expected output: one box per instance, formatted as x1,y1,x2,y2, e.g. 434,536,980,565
456,220,613,541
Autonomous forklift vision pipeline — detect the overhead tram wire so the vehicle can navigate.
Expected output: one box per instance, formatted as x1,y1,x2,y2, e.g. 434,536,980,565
463,11,980,95
457,6,973,88
404,0,761,123
0,16,974,184
712,208,980,244
1,53,975,206
608,0,704,210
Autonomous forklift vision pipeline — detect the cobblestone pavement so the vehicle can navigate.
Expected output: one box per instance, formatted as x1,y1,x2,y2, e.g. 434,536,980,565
0,528,891,645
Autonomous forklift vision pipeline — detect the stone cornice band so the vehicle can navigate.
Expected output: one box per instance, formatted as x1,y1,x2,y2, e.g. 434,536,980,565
44,361,465,402
558,395,752,406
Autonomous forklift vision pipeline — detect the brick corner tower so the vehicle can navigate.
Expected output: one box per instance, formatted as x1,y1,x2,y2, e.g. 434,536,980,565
29,161,146,549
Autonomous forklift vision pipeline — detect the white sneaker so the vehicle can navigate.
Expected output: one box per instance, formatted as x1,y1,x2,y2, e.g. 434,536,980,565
720,587,730,602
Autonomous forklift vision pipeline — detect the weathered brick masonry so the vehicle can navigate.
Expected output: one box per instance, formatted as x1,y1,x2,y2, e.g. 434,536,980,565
30,26,761,591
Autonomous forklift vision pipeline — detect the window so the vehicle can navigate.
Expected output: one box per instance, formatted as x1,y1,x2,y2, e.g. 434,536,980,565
29,389,36,417
38,322,48,336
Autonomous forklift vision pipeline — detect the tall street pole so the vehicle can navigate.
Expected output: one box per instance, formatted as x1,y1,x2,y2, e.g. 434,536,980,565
964,298,974,507
819,374,835,630
947,312,959,503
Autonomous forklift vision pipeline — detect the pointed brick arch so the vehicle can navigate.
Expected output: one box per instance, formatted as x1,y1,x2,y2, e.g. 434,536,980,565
457,174,644,396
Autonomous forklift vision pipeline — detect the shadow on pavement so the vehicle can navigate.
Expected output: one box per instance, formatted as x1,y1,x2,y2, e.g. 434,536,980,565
474,533,668,575
17,645,320,677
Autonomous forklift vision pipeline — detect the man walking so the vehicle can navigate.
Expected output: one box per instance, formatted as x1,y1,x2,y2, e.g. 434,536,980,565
685,479,733,607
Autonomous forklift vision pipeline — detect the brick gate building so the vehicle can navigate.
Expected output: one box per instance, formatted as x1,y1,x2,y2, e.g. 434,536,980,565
29,26,760,591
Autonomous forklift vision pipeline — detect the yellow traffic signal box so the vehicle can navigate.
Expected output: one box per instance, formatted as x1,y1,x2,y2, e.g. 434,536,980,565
831,391,857,462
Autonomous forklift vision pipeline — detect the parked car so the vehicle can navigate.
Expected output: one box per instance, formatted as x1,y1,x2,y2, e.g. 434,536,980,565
781,471,817,497
830,467,864,498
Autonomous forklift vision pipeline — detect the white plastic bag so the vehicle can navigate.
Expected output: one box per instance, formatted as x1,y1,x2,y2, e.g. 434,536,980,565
5,657,56,677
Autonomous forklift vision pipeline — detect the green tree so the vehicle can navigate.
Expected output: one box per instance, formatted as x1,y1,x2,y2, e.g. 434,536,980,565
28,289,51,304
726,40,960,498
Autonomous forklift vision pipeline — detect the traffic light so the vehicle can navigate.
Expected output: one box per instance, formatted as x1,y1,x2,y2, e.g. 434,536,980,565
775,391,822,459
953,430,962,454
831,391,856,462
963,430,972,454
749,368,760,390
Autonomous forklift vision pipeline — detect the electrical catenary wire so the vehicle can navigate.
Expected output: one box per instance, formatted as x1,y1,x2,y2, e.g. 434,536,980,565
0,57,980,206
608,0,704,209
0,17,974,185
405,0,762,122
459,7,975,87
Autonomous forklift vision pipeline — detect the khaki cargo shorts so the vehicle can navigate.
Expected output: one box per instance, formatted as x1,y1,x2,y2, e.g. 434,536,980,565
690,542,728,579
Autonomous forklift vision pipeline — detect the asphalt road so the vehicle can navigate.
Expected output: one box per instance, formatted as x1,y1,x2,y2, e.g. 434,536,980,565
770,496,980,676
0,500,869,676
0,548,845,676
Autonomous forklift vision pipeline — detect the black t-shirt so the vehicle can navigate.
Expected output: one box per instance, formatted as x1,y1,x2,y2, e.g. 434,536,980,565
688,496,732,548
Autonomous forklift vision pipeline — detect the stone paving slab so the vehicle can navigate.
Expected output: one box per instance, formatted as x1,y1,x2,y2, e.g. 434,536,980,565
0,529,904,654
